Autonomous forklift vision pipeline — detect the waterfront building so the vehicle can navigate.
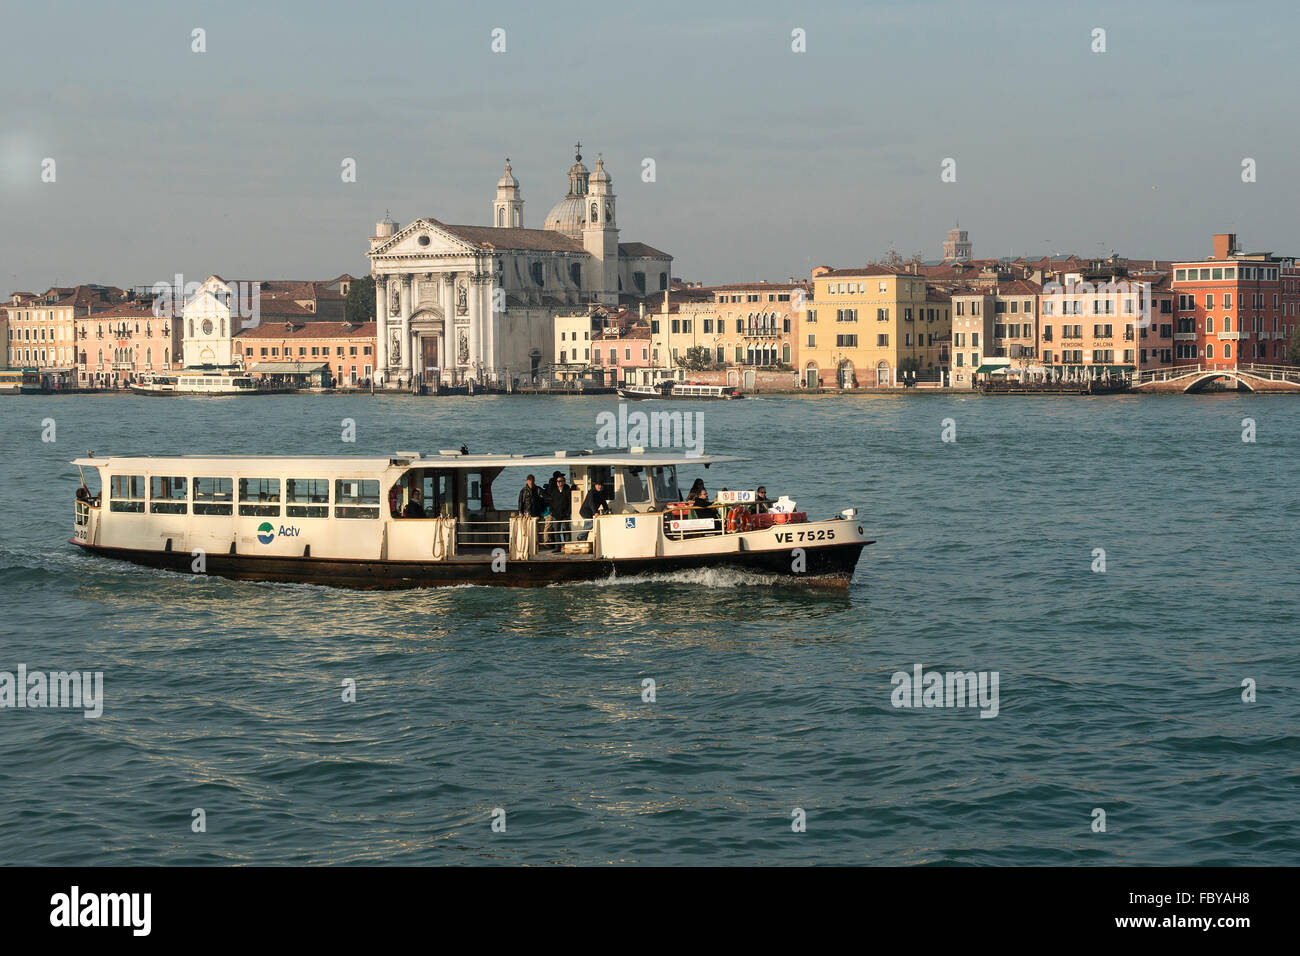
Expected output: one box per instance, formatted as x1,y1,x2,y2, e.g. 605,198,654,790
75,301,182,387
592,323,652,387
1037,258,1173,377
5,285,123,386
802,266,951,387
950,289,994,388
708,281,805,376
234,319,377,387
180,275,359,368
366,148,672,388
552,312,596,382
1171,233,1293,369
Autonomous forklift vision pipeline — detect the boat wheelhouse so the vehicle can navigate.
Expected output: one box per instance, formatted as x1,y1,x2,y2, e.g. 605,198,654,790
70,449,871,588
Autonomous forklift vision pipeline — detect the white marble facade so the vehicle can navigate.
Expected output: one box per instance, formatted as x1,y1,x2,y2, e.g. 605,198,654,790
366,148,670,387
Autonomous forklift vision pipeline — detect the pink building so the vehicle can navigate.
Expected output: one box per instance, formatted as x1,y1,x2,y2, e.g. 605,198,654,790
76,301,182,388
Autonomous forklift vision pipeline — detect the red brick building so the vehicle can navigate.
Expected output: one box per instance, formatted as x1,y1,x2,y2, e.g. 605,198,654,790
1171,233,1292,370
235,320,377,387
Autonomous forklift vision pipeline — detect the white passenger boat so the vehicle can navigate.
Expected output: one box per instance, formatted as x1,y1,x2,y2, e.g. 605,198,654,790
130,368,289,396
618,382,744,400
69,449,872,588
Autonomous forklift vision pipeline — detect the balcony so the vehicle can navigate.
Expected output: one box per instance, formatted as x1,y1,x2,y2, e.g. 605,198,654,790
1174,332,1197,341
1218,332,1243,341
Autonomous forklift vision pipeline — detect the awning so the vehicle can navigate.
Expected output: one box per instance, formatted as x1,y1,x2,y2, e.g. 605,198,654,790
1044,364,1136,372
974,364,1014,373
249,361,330,374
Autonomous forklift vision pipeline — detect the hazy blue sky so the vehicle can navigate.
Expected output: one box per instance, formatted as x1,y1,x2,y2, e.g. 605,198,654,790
3,0,1297,293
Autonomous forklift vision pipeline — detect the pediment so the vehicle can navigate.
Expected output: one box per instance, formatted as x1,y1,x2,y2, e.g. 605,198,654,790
370,219,476,258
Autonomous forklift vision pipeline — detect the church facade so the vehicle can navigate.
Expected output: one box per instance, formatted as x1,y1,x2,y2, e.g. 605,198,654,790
366,147,671,386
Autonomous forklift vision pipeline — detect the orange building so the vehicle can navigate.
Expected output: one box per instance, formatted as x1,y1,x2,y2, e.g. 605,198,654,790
235,320,377,387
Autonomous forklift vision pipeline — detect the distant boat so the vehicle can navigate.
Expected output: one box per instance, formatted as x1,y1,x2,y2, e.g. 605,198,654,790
618,382,743,400
131,369,291,396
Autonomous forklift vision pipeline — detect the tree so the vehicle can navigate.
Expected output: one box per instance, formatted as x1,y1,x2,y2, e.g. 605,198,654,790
680,345,715,371
1288,324,1300,366
345,275,376,325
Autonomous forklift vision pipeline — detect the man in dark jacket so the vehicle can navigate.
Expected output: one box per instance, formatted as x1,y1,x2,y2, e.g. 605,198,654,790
517,474,546,517
578,479,609,540
547,474,573,546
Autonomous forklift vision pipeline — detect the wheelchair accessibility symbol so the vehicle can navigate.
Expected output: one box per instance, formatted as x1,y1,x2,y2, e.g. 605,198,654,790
625,517,636,528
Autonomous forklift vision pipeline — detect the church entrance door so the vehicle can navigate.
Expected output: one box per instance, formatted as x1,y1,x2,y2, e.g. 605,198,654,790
420,336,439,384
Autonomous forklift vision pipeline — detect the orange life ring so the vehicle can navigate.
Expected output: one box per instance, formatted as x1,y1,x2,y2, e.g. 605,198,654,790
725,508,752,533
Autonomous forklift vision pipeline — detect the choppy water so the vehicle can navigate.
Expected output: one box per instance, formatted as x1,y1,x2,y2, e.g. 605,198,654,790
0,392,1296,865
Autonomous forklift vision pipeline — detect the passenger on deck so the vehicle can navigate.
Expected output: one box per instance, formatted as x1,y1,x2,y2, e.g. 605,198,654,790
753,486,771,515
402,490,425,518
687,478,717,520
578,479,610,540
517,474,546,518
547,474,572,546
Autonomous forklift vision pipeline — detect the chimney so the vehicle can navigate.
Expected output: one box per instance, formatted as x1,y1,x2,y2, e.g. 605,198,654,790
1212,233,1237,260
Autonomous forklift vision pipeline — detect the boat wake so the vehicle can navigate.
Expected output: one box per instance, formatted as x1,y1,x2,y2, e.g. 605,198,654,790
550,566,804,590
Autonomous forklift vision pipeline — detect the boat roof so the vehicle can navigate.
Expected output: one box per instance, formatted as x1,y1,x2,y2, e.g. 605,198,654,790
71,449,747,470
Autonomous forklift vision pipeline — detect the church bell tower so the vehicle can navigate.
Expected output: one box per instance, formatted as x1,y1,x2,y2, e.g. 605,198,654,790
583,154,619,305
493,159,524,228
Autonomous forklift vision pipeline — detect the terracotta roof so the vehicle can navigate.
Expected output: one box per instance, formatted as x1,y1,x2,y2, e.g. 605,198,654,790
815,264,904,278
235,321,376,340
997,279,1043,295
79,302,157,319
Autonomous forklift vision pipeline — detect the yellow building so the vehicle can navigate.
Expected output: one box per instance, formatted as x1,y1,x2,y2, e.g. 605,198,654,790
802,267,951,387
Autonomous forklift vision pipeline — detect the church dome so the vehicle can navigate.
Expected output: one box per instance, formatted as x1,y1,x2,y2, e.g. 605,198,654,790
543,196,588,238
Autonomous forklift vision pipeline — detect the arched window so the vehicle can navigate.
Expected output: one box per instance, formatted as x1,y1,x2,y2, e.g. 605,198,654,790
498,208,505,227
146,348,152,366
164,348,169,366
590,202,598,221
97,349,103,365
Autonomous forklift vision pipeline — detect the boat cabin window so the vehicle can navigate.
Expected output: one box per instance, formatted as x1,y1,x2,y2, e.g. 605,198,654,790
286,478,330,518
621,466,649,504
239,478,281,517
194,477,234,515
335,479,380,519
651,465,679,503
109,474,146,513
150,476,187,514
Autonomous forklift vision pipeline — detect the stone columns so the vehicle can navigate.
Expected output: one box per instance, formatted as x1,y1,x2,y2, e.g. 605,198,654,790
373,276,388,382
399,274,413,376
441,273,454,381
473,273,483,382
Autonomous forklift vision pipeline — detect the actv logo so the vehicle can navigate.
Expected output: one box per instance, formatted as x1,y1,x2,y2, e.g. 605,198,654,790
256,522,275,545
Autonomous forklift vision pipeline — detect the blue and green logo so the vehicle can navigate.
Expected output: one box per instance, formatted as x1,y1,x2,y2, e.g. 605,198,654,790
256,522,275,545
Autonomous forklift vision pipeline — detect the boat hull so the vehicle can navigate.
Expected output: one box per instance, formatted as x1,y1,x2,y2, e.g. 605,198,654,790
69,538,869,590
617,389,742,401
